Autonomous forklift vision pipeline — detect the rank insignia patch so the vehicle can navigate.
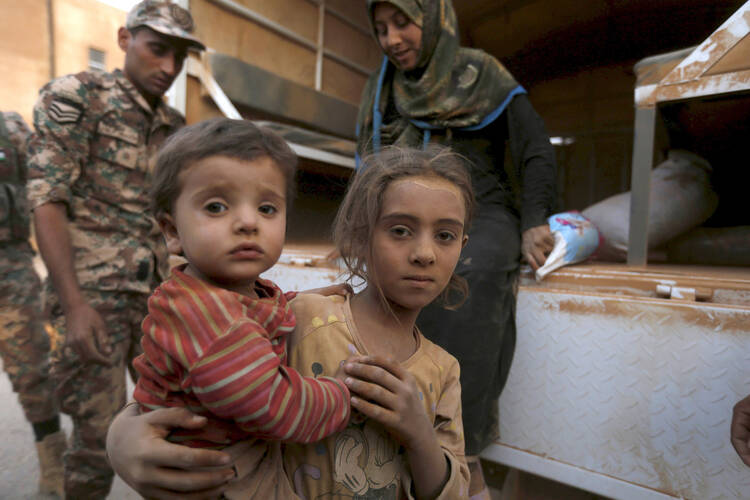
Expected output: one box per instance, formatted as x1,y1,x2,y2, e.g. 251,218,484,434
49,99,83,124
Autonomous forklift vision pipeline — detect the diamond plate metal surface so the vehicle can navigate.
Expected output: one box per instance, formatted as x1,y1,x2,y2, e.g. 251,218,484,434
498,289,750,500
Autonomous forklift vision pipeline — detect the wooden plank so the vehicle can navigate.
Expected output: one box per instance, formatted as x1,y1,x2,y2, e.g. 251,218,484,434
705,32,750,75
323,11,381,74
660,1,750,85
322,56,370,106
192,0,317,88
325,0,371,32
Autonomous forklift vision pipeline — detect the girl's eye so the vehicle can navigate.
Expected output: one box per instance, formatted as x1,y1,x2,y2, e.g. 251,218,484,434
436,231,457,242
259,204,277,215
205,201,227,214
390,225,411,237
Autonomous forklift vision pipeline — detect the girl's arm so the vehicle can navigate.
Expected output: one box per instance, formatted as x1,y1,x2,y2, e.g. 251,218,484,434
105,404,234,499
343,356,456,500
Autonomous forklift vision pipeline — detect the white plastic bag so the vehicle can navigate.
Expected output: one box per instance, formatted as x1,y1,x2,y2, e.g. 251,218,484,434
536,211,600,281
582,150,718,261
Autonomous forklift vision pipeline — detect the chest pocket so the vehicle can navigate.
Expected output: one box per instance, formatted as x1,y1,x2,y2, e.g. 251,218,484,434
92,120,142,170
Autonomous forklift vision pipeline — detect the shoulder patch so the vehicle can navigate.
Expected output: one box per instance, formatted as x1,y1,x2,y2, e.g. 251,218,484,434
49,99,83,124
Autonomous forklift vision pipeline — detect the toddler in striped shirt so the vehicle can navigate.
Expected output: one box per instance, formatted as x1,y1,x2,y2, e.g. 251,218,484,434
132,119,351,490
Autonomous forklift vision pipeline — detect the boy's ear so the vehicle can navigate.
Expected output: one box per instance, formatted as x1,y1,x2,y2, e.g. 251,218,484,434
158,214,183,255
461,234,469,249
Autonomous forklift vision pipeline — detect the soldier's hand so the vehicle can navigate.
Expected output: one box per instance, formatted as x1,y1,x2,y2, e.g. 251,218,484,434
64,303,112,365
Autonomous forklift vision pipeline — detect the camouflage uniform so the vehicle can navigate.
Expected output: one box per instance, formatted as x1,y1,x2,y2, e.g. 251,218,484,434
26,69,185,497
0,111,58,425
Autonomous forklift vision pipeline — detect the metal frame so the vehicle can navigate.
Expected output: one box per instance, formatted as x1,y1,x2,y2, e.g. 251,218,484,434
186,53,356,169
627,0,750,266
206,0,373,90
167,0,190,114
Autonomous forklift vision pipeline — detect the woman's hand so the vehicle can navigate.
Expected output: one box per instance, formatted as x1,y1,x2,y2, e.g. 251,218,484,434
521,224,555,271
106,404,235,499
344,356,448,499
731,394,750,467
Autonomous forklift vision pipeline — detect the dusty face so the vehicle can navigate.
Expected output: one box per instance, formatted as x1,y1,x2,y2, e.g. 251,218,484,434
160,155,287,296
372,2,423,71
119,27,188,105
369,175,468,312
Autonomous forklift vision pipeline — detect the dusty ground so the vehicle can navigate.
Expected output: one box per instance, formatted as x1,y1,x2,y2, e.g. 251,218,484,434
0,359,138,499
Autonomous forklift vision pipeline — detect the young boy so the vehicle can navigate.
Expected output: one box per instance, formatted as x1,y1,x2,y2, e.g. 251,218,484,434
132,118,351,495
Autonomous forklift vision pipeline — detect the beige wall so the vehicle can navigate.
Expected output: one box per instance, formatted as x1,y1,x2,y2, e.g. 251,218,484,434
0,0,51,125
0,0,126,125
191,0,380,106
53,0,127,78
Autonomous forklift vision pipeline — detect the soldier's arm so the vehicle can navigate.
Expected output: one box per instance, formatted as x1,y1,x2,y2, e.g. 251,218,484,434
34,202,110,364
3,112,32,165
27,76,111,365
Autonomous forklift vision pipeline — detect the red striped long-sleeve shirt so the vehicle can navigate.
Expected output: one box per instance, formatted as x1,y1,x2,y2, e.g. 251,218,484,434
133,267,351,448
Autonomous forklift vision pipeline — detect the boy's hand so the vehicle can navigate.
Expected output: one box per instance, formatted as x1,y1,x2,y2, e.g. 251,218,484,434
731,394,750,467
343,356,433,450
300,283,352,298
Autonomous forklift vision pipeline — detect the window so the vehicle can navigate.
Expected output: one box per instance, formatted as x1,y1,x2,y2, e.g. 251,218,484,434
88,48,106,72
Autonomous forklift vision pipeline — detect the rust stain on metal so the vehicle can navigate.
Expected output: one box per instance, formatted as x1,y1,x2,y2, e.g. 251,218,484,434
540,294,750,332
487,442,680,498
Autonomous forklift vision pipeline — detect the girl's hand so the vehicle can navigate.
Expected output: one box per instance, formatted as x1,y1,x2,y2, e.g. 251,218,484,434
106,404,235,499
343,356,432,451
344,356,449,499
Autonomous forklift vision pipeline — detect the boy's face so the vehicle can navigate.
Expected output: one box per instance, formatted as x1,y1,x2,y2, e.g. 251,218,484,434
160,155,287,296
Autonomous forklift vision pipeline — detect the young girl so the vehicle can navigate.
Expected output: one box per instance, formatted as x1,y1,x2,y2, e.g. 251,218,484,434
107,145,475,499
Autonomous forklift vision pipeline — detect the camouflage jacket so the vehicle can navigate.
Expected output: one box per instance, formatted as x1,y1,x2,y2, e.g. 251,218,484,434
0,111,32,244
27,69,185,294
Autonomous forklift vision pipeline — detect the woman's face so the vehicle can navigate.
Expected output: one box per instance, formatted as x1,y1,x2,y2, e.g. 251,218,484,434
372,3,423,71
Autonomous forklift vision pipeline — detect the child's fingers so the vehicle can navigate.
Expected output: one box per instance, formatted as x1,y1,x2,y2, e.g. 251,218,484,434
345,375,398,410
350,395,397,427
345,360,401,393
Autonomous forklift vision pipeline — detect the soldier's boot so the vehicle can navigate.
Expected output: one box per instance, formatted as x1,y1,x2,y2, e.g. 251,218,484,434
36,430,66,498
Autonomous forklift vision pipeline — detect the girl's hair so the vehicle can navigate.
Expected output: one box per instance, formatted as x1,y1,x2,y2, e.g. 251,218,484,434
333,145,475,309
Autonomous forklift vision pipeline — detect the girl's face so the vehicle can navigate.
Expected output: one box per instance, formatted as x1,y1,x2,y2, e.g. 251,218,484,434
369,175,468,312
372,2,423,71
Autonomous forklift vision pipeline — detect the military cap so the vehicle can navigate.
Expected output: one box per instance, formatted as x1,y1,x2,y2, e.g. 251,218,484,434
126,1,205,50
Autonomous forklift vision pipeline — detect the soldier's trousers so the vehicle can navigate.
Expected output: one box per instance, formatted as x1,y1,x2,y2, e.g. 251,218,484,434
46,287,148,500
0,243,58,424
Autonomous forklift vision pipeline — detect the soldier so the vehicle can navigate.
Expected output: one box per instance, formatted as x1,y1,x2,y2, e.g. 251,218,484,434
0,111,65,498
26,1,204,497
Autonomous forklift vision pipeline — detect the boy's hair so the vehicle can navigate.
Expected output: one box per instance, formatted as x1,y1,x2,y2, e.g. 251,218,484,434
150,118,297,219
333,145,476,309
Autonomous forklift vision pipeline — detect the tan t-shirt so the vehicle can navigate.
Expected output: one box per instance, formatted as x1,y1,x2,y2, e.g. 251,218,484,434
283,293,470,499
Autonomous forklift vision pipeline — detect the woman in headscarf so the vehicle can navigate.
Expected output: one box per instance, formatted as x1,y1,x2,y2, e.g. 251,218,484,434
359,1,557,497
